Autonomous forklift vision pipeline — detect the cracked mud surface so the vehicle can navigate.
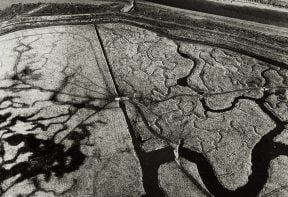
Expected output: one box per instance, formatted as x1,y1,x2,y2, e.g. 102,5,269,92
0,20,288,197
97,23,288,196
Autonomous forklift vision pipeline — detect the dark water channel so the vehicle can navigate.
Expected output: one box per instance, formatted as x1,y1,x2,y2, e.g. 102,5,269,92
144,0,288,28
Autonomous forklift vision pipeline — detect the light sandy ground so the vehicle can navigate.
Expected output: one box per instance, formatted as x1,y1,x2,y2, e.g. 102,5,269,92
0,24,144,196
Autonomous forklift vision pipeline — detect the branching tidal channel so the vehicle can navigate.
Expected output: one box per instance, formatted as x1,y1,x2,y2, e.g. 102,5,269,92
1,26,288,197
2,69,288,196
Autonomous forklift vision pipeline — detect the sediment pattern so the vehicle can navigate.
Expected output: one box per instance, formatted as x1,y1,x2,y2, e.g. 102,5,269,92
0,19,288,196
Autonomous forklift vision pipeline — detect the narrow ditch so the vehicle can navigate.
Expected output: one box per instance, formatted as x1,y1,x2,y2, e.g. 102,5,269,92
120,102,174,197
176,46,196,88
95,25,175,197
94,24,288,197
200,95,251,113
